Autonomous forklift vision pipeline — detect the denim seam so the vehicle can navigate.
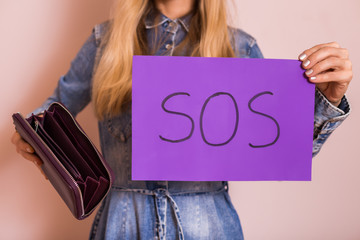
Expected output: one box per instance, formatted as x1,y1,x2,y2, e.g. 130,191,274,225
121,194,129,238
94,24,101,47
111,185,227,196
89,199,106,239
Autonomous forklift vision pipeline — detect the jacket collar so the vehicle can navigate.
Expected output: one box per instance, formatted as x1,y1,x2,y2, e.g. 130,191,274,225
144,10,193,32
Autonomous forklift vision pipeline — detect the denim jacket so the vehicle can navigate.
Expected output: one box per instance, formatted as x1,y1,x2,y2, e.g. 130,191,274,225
31,12,350,240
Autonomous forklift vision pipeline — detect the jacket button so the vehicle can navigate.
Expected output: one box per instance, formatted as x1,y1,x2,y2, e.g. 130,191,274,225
120,133,126,142
165,44,172,50
168,21,175,28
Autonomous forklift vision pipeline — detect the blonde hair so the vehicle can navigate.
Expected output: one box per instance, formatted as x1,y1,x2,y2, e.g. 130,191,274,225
92,0,236,120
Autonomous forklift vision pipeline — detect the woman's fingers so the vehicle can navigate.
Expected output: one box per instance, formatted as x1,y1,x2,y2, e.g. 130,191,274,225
304,57,351,79
298,42,342,62
301,48,349,70
11,131,22,146
19,148,43,165
11,131,47,179
309,70,353,84
300,44,352,85
12,132,34,154
298,41,352,106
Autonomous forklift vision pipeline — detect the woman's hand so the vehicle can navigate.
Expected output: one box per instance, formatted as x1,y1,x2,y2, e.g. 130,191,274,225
298,42,353,107
11,131,48,180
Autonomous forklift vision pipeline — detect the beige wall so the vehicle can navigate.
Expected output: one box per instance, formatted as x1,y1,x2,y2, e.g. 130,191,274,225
0,0,359,239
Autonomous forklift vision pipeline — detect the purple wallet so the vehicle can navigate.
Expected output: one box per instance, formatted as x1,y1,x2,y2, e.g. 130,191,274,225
12,102,114,220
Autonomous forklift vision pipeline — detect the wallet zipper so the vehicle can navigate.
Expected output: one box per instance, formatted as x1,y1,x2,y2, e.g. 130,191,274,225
53,103,113,217
34,120,39,133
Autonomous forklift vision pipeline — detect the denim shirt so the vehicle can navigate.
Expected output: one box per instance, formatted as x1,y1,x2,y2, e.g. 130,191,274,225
31,12,350,240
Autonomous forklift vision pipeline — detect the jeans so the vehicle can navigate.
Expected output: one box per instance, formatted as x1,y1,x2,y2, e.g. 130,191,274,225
89,183,244,240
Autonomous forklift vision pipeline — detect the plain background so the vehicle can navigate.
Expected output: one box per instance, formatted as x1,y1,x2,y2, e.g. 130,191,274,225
0,0,359,239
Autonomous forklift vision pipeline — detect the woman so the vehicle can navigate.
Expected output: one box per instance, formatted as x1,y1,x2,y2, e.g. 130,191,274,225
11,0,352,239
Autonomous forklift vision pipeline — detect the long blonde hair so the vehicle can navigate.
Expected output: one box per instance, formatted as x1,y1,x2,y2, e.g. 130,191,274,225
92,0,236,120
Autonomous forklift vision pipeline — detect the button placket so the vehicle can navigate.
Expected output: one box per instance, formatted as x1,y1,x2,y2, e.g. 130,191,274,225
165,21,179,34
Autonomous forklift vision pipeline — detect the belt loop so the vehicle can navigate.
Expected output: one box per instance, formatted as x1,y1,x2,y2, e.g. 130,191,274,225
153,189,184,240
166,193,185,240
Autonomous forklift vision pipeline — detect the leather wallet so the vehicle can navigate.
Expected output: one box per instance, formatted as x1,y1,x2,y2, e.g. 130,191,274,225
12,102,114,220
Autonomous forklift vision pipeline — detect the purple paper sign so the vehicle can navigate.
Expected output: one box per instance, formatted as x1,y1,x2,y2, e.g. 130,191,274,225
132,56,314,181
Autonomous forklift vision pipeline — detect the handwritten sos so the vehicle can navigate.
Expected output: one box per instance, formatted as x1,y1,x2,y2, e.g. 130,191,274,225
159,91,280,148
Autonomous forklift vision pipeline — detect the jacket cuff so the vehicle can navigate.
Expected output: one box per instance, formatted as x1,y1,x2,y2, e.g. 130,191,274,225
25,92,59,118
312,88,350,156
314,87,350,128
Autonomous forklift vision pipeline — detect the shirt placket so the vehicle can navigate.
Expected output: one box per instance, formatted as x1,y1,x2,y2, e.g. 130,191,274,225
163,21,179,56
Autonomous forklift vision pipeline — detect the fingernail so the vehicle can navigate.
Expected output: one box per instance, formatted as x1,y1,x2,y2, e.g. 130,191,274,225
303,60,310,67
310,76,316,81
299,53,306,61
305,69,313,76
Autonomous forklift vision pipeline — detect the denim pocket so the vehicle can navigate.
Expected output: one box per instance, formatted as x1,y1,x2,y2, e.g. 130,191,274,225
106,108,132,143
